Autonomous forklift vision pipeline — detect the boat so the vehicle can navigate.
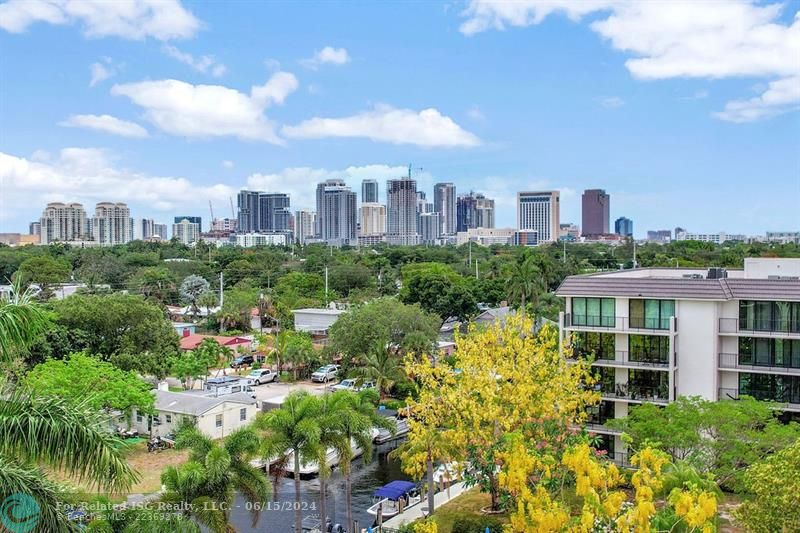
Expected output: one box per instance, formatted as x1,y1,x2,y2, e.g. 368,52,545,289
432,462,462,485
367,480,420,519
373,417,409,444
285,429,379,476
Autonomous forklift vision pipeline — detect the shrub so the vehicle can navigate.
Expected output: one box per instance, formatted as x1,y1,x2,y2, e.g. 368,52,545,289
381,399,404,411
392,380,419,401
451,516,503,533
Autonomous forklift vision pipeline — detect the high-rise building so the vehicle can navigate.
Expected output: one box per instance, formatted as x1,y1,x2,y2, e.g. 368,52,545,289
386,178,419,246
29,221,41,236
237,190,261,233
517,191,560,243
211,218,238,233
153,223,168,241
174,216,202,231
316,179,357,246
582,189,610,236
93,202,132,245
433,182,456,235
361,179,379,204
39,202,89,244
172,218,200,245
615,217,633,237
258,193,291,235
456,192,495,232
646,230,672,243
419,212,442,245
360,203,386,237
294,210,316,245
556,257,800,464
135,218,156,241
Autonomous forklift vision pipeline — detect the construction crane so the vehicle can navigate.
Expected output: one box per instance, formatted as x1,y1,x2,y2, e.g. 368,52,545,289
407,163,423,179
229,197,235,219
208,200,215,225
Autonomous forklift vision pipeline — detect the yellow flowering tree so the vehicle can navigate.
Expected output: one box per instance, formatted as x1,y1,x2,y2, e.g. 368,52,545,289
402,315,598,512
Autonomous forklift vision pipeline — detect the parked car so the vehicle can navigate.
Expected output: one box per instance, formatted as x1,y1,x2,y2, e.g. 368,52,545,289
358,381,376,392
311,364,340,383
248,368,278,385
231,355,255,368
331,378,358,392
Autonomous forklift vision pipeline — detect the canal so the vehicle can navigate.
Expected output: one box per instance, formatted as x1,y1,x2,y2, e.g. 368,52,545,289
227,441,412,531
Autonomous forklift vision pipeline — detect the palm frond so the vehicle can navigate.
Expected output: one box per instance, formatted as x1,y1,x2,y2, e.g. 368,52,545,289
0,388,138,492
0,281,50,362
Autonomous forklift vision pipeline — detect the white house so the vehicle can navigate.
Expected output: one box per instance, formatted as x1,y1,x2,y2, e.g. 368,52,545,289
292,307,346,336
132,390,258,440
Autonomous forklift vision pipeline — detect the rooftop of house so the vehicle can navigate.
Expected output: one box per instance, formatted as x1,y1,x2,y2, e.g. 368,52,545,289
179,333,251,350
556,258,800,301
153,390,256,416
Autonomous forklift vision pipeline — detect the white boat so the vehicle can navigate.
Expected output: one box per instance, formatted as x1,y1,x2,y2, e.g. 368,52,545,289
367,480,421,519
285,430,379,476
432,462,462,485
373,417,409,444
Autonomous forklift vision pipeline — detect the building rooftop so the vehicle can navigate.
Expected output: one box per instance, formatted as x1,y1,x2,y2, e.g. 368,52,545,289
154,390,255,416
556,259,800,301
292,308,346,315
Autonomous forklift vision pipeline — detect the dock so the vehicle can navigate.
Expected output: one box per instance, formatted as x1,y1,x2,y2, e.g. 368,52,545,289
381,481,468,529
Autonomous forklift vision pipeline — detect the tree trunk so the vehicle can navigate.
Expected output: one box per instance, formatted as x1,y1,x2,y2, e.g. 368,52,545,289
345,468,353,532
294,450,302,532
319,474,327,531
489,471,499,511
427,454,435,515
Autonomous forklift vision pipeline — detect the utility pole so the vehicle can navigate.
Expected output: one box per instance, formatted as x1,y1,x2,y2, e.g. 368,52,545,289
633,241,638,269
563,240,567,264
468,241,472,265
475,258,479,279
219,272,224,307
324,266,329,305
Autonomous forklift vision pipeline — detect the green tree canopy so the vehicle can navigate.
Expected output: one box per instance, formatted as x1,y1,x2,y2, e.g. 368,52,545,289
23,352,154,414
14,256,71,297
327,297,440,363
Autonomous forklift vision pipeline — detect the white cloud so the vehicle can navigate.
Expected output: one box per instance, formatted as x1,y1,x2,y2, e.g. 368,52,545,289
162,44,227,77
301,46,351,69
597,96,624,109
281,104,481,148
0,148,235,221
0,0,200,40
222,160,234,169
59,114,149,138
89,62,110,87
459,1,800,122
713,75,800,122
111,71,299,143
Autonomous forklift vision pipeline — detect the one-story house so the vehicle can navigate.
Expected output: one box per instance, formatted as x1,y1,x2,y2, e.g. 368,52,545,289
179,332,253,352
292,307,346,340
172,322,197,337
132,389,259,439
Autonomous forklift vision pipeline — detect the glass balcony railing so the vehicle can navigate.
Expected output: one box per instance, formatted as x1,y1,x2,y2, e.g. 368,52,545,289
566,314,675,332
599,382,669,403
718,353,800,375
720,317,800,335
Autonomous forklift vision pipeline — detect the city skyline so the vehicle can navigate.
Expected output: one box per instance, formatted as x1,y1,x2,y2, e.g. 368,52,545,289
1,1,798,236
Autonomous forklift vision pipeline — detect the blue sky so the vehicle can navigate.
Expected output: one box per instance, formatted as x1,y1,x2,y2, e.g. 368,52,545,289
1,0,798,237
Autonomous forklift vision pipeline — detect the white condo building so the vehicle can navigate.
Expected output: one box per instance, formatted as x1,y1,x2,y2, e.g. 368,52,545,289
359,203,386,237
518,191,559,243
236,233,287,247
92,202,132,245
39,202,89,244
294,210,316,245
173,218,200,245
556,258,800,461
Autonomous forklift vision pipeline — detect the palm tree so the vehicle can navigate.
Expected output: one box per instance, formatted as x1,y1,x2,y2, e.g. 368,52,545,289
256,391,322,533
328,390,395,530
359,343,406,399
314,394,351,528
161,424,270,532
197,290,218,318
504,255,545,314
0,283,138,532
394,425,459,515
88,502,201,532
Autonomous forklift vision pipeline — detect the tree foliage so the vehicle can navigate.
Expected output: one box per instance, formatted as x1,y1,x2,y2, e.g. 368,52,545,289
23,352,154,414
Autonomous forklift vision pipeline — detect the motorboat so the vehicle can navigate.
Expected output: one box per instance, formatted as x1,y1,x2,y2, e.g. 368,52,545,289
373,417,409,444
367,480,420,519
432,462,462,485
285,429,379,477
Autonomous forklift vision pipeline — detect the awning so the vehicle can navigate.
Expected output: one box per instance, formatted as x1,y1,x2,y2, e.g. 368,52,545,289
373,480,416,500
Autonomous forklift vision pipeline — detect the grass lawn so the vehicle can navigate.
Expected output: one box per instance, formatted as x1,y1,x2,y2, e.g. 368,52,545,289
430,488,508,532
50,441,189,503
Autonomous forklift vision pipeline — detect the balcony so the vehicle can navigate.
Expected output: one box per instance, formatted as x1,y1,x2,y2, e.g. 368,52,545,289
719,318,800,338
583,351,670,370
584,421,623,435
565,313,674,334
718,387,800,411
599,382,669,404
718,353,800,376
